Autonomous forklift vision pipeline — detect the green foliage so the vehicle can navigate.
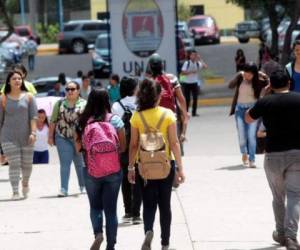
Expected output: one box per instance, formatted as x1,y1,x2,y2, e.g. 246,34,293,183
177,3,194,21
36,23,59,44
201,69,220,79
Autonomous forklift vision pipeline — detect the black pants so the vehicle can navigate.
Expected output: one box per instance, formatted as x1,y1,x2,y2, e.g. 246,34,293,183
121,164,142,217
139,161,175,246
182,82,199,115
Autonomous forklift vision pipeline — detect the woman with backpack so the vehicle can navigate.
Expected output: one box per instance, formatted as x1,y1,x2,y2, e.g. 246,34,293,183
111,76,142,225
228,62,269,168
0,70,38,200
128,78,185,250
48,81,86,197
77,88,126,250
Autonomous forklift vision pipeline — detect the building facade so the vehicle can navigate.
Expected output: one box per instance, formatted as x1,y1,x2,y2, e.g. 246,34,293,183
90,0,244,30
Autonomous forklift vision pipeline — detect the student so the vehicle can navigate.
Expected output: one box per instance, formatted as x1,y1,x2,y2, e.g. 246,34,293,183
112,76,142,224
77,88,126,250
245,70,300,250
286,40,300,92
0,70,38,200
128,78,185,250
235,49,246,72
107,74,121,103
33,109,49,164
80,75,91,100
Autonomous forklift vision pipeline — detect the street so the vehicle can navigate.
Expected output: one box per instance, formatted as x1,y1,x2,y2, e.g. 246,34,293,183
25,42,259,82
0,106,283,250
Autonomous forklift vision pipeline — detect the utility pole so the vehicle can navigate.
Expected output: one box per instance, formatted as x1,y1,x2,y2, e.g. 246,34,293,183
28,0,37,32
19,0,26,24
58,0,64,32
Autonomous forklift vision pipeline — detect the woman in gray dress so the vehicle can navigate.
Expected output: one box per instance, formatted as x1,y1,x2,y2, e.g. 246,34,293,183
0,70,38,200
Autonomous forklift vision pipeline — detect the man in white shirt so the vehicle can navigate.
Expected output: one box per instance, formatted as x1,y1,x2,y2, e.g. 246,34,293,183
181,49,208,117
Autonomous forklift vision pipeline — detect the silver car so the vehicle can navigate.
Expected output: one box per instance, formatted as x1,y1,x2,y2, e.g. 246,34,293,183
235,20,260,43
176,21,194,51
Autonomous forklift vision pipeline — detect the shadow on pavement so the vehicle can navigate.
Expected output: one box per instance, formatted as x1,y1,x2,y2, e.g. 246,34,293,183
39,193,82,199
216,164,248,171
0,178,9,182
0,197,26,202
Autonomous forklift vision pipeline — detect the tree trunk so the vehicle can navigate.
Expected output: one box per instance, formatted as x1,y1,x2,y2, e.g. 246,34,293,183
0,0,14,43
281,1,300,65
267,2,280,55
28,0,37,32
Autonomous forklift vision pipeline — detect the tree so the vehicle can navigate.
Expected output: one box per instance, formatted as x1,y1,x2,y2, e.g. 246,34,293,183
227,0,283,55
280,0,300,65
177,3,194,21
0,0,14,43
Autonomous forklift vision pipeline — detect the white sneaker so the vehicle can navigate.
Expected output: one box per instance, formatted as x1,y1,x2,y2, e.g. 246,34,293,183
11,193,20,200
22,186,29,199
141,231,153,250
249,161,256,168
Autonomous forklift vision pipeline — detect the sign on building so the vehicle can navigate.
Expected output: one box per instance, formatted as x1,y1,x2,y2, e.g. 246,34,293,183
108,0,177,76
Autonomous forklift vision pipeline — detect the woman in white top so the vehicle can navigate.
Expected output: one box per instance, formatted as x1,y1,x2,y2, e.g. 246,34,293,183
111,76,143,224
33,109,49,164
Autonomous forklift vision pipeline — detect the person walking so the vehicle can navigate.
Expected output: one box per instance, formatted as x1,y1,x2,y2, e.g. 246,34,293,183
128,78,185,250
0,70,37,199
80,75,91,100
286,40,300,92
180,49,207,117
235,49,246,72
111,76,142,224
107,74,121,103
245,70,300,250
47,81,65,97
228,62,269,167
25,36,38,71
77,88,126,250
33,109,49,164
48,81,86,197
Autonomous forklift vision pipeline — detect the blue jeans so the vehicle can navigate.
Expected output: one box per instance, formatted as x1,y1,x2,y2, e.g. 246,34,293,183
84,168,122,250
55,134,85,193
28,55,35,71
235,103,258,162
139,161,175,246
264,150,300,239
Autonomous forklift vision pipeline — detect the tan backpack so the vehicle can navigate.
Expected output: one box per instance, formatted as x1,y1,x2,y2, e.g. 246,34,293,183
138,111,171,180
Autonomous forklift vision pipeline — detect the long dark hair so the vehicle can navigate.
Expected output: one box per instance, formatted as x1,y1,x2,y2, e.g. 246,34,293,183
4,71,27,94
38,109,49,127
236,49,245,58
78,87,111,135
136,78,161,111
243,62,261,98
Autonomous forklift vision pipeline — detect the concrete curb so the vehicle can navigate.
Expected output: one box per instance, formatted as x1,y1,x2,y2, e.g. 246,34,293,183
198,97,232,107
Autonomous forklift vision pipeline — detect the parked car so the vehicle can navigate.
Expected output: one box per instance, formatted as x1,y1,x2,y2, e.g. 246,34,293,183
235,20,260,43
176,21,194,52
32,76,72,97
58,20,109,54
92,33,111,78
14,25,40,44
188,15,220,45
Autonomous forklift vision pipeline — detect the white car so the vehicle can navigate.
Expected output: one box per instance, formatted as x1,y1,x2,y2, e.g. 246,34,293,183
176,21,194,51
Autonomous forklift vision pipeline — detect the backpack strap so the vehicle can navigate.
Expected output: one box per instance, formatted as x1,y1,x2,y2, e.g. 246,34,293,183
156,111,168,130
138,112,150,133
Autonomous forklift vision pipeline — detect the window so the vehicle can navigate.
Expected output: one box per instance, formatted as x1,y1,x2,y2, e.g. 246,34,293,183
188,19,207,28
63,24,78,32
18,28,30,37
96,37,108,49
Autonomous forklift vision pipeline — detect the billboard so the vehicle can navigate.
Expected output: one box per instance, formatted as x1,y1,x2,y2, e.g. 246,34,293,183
108,0,177,76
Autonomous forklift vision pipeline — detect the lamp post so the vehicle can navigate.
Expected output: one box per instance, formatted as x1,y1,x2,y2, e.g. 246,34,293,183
19,0,26,24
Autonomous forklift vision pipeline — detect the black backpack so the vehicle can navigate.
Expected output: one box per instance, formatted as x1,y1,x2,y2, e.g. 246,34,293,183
118,100,133,166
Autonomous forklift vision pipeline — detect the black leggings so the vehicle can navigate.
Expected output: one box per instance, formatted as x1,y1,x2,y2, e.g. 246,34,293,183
182,82,199,115
139,161,175,246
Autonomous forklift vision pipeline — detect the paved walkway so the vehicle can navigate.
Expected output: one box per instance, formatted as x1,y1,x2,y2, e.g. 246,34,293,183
0,107,286,250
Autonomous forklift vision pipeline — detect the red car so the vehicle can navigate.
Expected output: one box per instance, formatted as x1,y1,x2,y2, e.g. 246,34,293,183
14,25,40,44
188,15,220,45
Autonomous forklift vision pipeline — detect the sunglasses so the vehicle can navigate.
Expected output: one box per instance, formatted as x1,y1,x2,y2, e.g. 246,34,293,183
66,88,77,92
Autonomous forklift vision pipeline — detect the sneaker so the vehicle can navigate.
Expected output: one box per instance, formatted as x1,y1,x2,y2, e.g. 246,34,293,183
122,213,132,223
132,216,143,225
22,186,29,199
242,154,248,166
90,233,103,250
162,245,169,250
141,230,153,250
272,231,285,246
249,161,256,168
57,189,68,197
11,192,20,200
285,238,300,250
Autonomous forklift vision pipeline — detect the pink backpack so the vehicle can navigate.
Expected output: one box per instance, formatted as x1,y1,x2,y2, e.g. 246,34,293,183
82,114,120,178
